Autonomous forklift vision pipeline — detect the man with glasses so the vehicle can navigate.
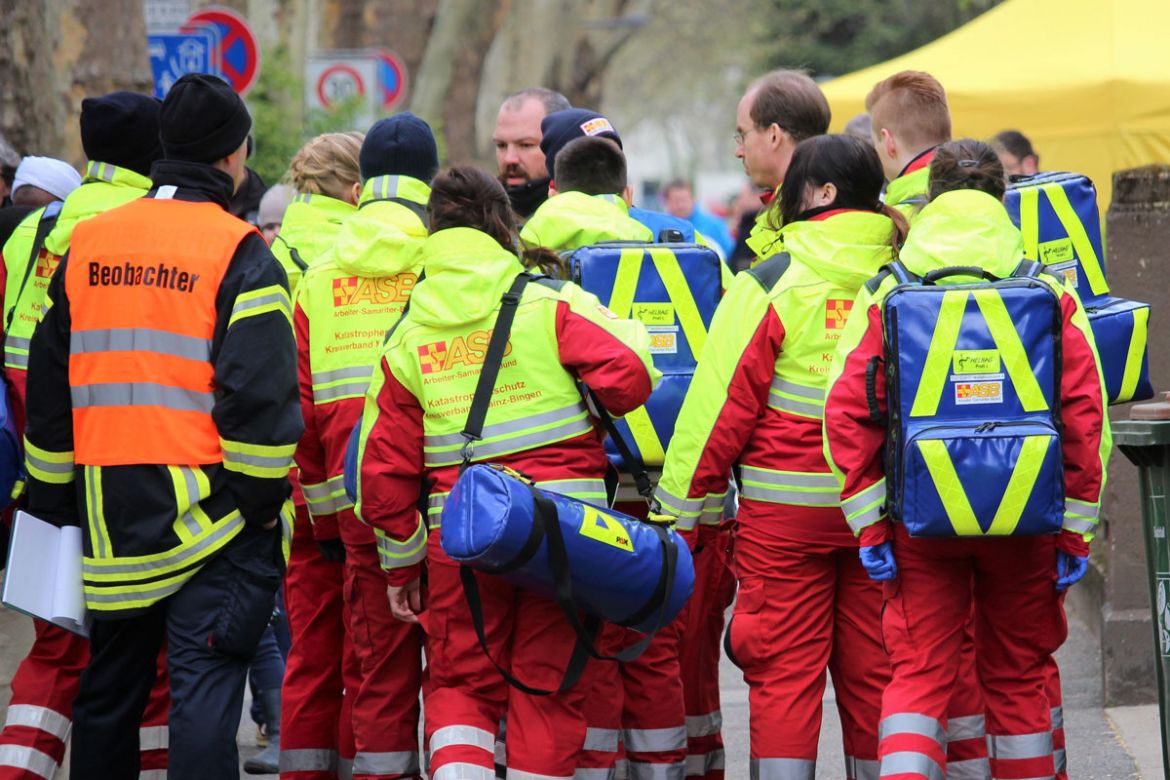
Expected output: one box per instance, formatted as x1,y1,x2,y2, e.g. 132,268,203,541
734,70,831,263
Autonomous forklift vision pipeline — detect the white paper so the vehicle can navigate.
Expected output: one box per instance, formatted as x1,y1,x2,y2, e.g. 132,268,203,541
2,511,89,637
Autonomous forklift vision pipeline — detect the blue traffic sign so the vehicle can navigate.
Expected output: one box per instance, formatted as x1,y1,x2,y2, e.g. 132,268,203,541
148,32,219,98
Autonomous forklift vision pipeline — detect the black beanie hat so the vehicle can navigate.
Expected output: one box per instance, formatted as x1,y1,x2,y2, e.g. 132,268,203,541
539,109,622,181
80,92,163,178
159,74,252,164
359,113,439,183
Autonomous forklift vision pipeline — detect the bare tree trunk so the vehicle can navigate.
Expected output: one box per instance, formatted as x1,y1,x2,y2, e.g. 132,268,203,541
368,0,439,104
442,1,505,164
0,0,66,157
321,0,363,48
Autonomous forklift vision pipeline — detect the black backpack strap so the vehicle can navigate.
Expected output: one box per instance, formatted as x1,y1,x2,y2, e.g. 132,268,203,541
590,395,653,500
458,273,531,466
360,196,429,229
273,236,308,272
6,202,63,331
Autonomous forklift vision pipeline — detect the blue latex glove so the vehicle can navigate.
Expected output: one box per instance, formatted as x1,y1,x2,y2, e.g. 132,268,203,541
859,542,897,581
1056,549,1088,591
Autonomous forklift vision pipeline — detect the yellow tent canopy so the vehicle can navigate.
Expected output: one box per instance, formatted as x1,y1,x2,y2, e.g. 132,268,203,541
821,0,1170,212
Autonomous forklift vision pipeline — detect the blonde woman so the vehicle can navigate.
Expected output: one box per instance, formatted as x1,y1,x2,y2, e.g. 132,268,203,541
272,131,363,294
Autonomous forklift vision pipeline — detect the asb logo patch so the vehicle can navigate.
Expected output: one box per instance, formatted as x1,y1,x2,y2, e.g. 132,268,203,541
34,250,60,279
580,117,615,137
955,381,1004,405
332,274,416,307
417,330,512,374
825,299,853,329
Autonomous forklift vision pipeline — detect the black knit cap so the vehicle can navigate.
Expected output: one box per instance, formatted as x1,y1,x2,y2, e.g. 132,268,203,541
80,92,163,177
539,109,622,181
159,74,252,163
359,113,439,183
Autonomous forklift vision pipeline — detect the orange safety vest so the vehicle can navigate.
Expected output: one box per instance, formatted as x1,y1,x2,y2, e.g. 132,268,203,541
64,196,255,466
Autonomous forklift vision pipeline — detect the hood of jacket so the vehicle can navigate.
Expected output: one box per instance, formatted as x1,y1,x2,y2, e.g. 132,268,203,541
326,176,431,276
407,227,526,327
899,190,1025,279
779,210,898,288
520,191,652,251
43,163,152,256
278,192,357,262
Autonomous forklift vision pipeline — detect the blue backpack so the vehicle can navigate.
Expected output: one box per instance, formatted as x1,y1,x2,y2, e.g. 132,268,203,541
566,241,724,498
1004,172,1152,405
876,261,1065,538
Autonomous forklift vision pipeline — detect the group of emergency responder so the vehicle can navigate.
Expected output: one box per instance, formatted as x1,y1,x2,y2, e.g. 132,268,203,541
0,62,1105,780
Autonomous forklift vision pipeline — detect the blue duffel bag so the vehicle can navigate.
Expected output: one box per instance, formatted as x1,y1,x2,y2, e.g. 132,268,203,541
1085,296,1154,405
441,463,694,634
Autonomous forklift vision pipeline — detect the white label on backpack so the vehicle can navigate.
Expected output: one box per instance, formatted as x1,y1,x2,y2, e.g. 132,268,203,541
955,381,1003,405
647,325,678,354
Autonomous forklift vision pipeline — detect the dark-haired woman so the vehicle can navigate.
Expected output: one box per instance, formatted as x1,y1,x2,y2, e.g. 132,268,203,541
824,139,1109,780
355,165,659,779
657,134,902,777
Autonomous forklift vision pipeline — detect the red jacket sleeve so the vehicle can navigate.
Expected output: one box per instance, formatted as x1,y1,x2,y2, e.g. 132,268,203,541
292,300,339,540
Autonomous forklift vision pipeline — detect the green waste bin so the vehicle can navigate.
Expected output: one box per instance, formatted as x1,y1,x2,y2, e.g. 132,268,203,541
1114,392,1170,776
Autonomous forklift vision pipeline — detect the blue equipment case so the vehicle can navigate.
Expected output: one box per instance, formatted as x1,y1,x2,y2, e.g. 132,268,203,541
881,263,1065,538
567,242,723,469
1084,296,1153,405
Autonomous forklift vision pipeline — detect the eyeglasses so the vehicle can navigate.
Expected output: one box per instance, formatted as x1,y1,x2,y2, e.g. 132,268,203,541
733,127,759,146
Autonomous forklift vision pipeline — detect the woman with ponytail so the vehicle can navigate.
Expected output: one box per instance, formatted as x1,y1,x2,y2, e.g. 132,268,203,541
656,133,898,776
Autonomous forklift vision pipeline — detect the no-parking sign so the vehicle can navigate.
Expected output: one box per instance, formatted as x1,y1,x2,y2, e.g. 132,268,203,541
374,49,408,109
186,6,259,95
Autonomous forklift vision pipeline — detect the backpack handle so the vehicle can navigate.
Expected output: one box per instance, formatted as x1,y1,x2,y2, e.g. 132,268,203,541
921,266,1000,285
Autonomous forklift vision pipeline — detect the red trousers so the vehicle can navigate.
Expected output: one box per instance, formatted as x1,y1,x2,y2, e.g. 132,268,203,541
0,620,169,780
943,619,990,780
345,542,423,779
281,507,358,779
422,537,588,779
878,524,1067,780
679,523,737,780
727,502,888,779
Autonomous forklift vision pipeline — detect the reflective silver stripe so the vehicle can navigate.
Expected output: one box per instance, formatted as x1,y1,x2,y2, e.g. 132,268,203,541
426,416,594,467
140,770,167,780
986,732,1053,760
280,748,339,772
741,467,838,489
1054,748,1066,774
339,757,354,780
84,512,244,577
431,765,501,780
302,475,347,499
878,752,943,780
654,485,704,516
768,378,826,419
685,749,725,776
87,466,108,559
685,710,721,738
740,483,840,506
232,290,290,319
750,757,816,780
944,757,990,780
771,377,824,401
72,328,211,361
314,381,370,401
847,504,883,533
139,724,168,750
946,714,986,742
1061,515,1096,534
175,466,204,537
624,726,687,753
3,705,71,741
87,161,115,182
879,713,943,744
1065,498,1099,519
312,365,373,386
629,762,686,780
1050,706,1064,730
86,575,188,605
352,751,420,776
842,480,886,518
543,479,608,498
72,382,214,414
430,725,496,754
0,744,58,779
425,403,589,449
844,756,880,780
372,175,404,199
4,352,28,368
767,396,824,418
223,449,292,470
575,769,617,780
25,451,73,477
583,727,621,753
6,336,30,350
507,769,574,780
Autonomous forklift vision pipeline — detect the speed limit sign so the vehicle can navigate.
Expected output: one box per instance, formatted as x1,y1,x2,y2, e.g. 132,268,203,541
305,52,379,120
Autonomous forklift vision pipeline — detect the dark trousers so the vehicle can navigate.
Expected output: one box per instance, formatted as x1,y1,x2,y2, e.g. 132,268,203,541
71,524,283,780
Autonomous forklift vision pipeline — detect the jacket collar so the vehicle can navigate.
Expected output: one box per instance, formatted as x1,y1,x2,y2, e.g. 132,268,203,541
83,161,152,190
359,175,431,207
147,160,236,209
